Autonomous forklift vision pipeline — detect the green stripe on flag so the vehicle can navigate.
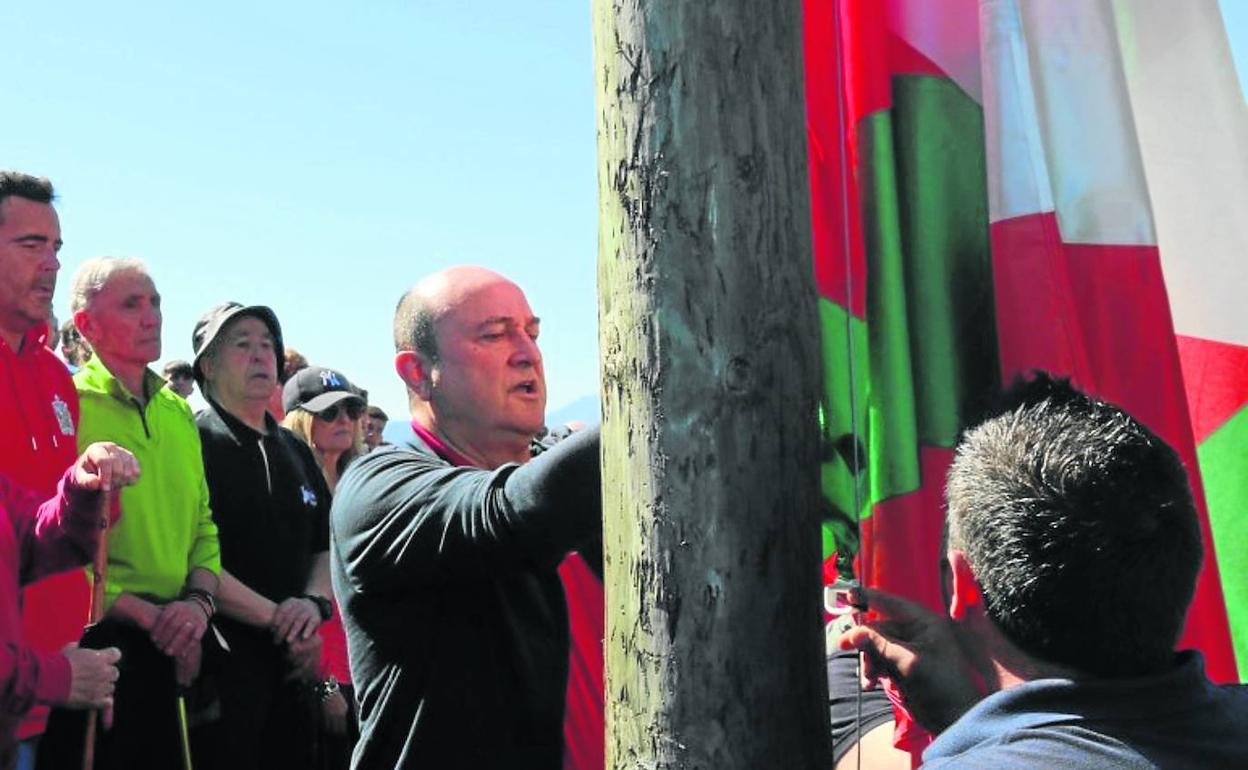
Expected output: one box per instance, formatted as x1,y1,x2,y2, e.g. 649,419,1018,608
1199,404,1248,680
817,77,999,562
892,75,1000,445
818,297,870,560
861,110,923,506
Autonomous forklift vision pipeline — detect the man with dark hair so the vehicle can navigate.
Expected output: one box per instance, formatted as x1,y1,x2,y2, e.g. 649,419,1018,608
331,265,601,769
0,170,95,768
361,405,388,452
283,347,309,381
162,359,195,398
191,302,333,770
59,319,91,370
840,374,1248,768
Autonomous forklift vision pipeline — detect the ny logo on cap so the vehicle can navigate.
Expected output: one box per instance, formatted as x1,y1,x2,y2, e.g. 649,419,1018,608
320,371,344,389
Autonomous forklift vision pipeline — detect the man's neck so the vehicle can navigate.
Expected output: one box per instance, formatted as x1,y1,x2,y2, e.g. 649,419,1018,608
0,321,30,353
214,393,269,433
98,354,150,404
413,413,530,469
982,624,1086,689
991,654,1086,687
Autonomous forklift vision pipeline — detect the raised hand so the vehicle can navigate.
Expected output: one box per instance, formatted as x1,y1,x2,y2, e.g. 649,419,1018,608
71,442,141,493
836,587,985,733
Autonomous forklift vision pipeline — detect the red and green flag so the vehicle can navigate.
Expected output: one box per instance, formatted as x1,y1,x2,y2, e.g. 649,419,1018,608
804,0,1245,683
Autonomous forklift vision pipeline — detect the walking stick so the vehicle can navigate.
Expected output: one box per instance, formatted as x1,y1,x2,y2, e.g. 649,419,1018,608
176,694,194,770
82,489,115,770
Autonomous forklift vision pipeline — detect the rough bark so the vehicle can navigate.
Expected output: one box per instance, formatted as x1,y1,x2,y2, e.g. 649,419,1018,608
593,1,829,768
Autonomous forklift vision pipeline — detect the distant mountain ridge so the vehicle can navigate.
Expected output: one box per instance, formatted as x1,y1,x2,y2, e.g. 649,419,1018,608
547,394,600,428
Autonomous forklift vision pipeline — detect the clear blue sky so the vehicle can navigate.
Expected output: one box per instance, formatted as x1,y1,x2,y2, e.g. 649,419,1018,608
1,1,600,423
1223,2,1248,92
2,2,1245,425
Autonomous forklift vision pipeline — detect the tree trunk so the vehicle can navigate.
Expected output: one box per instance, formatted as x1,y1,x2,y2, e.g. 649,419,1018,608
593,1,829,767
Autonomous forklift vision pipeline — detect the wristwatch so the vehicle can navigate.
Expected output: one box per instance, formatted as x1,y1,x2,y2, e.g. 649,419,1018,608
302,593,333,621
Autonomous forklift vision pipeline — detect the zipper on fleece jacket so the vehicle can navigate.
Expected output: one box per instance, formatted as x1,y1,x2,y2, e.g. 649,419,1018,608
129,397,151,439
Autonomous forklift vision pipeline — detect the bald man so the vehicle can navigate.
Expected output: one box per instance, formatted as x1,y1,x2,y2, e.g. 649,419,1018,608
330,266,601,769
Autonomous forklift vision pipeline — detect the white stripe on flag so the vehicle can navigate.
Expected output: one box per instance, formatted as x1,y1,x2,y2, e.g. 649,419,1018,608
1116,0,1248,345
885,0,983,101
980,0,1156,246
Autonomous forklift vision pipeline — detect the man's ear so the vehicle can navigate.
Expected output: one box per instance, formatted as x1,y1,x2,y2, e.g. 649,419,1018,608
198,351,215,383
395,350,433,402
72,309,96,346
947,550,983,621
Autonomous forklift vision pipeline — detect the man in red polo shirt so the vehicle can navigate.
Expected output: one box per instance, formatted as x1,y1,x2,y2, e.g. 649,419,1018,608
0,171,91,770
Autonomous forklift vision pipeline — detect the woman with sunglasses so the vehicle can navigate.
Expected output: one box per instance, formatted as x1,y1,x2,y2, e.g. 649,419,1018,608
280,366,364,770
282,368,366,492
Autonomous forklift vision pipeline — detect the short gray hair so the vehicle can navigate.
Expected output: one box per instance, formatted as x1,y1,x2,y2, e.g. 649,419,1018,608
70,257,150,313
393,287,439,361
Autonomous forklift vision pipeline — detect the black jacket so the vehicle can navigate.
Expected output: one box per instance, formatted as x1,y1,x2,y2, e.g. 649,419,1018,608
196,400,330,655
330,427,600,769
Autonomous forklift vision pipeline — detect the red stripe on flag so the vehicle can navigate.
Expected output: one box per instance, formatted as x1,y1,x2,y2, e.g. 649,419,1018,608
803,0,869,316
990,212,1097,383
991,211,1238,683
858,446,954,616
885,28,949,79
803,1,959,317
1177,335,1248,444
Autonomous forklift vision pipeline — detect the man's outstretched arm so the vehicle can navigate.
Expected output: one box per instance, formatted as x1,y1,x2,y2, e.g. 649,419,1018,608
334,426,602,590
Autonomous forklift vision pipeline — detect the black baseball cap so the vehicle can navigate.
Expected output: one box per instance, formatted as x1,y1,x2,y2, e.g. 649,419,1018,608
283,366,364,415
191,302,285,385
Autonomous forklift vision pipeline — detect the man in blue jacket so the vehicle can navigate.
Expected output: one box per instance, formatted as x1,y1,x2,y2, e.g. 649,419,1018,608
839,374,1248,768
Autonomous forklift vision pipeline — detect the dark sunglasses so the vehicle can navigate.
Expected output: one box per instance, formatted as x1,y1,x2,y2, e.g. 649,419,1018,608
314,402,365,422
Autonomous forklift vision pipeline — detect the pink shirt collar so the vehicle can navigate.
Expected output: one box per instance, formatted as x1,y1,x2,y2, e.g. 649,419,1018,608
411,421,476,468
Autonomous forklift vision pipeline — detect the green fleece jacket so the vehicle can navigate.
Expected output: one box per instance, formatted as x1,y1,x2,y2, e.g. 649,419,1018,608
74,356,220,608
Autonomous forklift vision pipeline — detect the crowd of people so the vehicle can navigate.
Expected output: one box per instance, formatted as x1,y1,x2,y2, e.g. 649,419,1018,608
3,164,1245,770
1,170,603,770
0,170,408,770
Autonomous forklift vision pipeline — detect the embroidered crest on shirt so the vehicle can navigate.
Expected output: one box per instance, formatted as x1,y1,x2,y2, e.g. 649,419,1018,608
52,394,75,436
301,484,318,507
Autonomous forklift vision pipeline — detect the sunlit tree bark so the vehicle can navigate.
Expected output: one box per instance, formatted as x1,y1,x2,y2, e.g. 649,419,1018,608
593,1,829,766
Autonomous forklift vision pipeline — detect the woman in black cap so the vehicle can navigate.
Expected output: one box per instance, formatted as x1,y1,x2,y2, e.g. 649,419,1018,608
281,367,366,492
279,365,364,770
